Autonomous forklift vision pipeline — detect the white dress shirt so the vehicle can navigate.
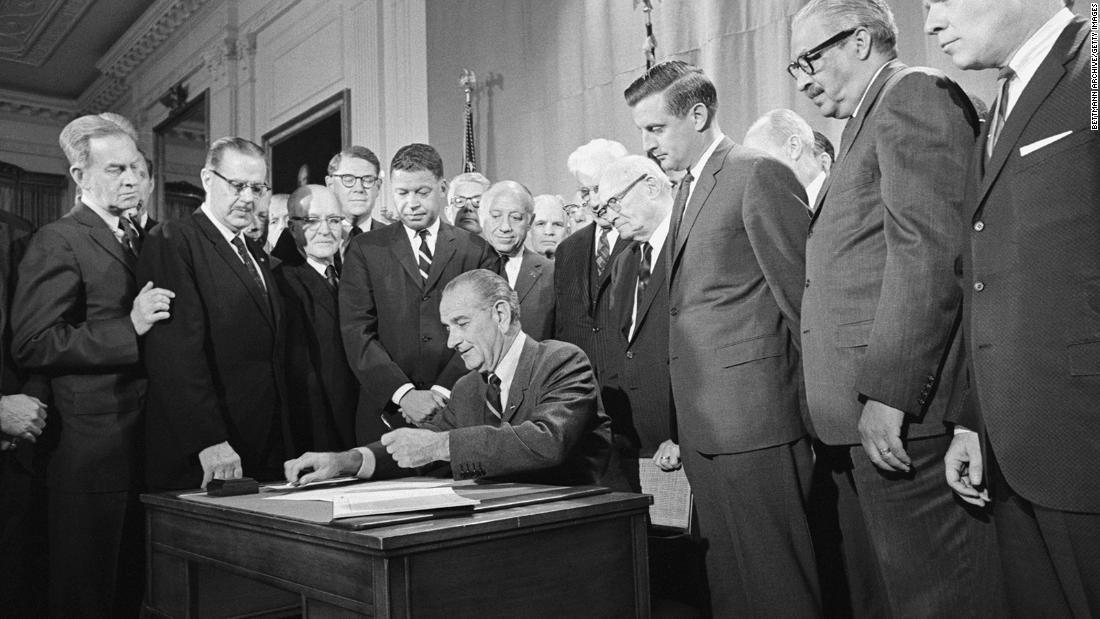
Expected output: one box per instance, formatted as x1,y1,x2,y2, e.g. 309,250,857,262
685,133,726,204
1001,8,1076,120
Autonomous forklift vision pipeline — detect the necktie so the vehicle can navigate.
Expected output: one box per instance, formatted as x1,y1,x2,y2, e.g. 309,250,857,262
417,229,433,282
231,236,267,293
669,171,694,245
637,242,653,295
118,217,141,257
349,225,363,239
595,227,611,277
324,264,339,290
988,68,1016,160
485,373,503,418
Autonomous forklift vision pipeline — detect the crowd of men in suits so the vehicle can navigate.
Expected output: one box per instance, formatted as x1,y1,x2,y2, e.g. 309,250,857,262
0,0,1096,616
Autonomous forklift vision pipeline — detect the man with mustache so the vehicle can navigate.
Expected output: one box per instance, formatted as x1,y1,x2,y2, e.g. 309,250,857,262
13,113,173,617
139,137,290,491
790,1,998,616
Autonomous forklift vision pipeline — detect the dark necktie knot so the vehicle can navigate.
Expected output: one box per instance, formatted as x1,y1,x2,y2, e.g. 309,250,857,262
595,228,611,277
670,171,694,245
637,242,653,293
118,217,141,257
485,372,503,418
324,264,339,290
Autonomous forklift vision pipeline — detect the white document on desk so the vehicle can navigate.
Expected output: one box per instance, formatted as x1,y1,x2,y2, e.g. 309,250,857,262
331,487,480,519
265,478,459,502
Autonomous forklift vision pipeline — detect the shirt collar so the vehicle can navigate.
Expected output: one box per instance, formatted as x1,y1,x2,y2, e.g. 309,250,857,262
1005,8,1076,89
688,132,726,182
851,60,892,119
403,217,441,244
305,255,333,277
646,211,672,261
491,331,526,389
200,202,244,243
82,200,120,231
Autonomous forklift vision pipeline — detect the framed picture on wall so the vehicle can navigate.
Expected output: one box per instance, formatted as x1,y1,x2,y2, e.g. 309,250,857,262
263,89,351,196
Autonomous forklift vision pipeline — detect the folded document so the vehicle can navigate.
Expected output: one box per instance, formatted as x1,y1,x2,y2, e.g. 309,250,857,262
331,487,480,519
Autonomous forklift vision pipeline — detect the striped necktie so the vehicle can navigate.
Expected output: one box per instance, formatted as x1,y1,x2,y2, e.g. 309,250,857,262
485,373,503,418
324,264,339,290
417,229,433,282
595,227,610,277
231,236,267,294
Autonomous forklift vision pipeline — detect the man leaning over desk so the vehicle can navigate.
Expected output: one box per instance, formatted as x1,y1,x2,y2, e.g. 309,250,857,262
285,269,613,486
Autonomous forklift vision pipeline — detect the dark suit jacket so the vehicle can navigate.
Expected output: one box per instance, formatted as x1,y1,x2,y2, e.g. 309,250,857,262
11,204,144,492
552,223,632,425
802,61,978,445
514,248,554,341
139,207,288,489
668,137,808,455
957,18,1099,512
340,219,497,445
271,227,303,266
608,242,674,454
274,261,357,452
367,336,612,485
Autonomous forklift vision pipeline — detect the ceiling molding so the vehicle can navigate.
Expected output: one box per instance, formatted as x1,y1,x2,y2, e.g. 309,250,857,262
0,87,77,122
0,0,95,66
97,0,214,80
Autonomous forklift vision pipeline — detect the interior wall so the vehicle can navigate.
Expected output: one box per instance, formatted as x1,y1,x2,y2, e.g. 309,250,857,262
424,0,1015,197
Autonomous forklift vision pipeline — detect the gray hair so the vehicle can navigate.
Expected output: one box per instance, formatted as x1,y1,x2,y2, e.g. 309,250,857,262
444,269,521,325
205,136,265,170
795,0,898,54
58,113,138,168
598,154,670,200
746,109,815,156
447,171,491,202
481,180,534,216
566,139,629,181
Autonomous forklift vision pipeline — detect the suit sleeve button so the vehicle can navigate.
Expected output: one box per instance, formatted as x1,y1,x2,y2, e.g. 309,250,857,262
973,282,985,292
973,221,984,232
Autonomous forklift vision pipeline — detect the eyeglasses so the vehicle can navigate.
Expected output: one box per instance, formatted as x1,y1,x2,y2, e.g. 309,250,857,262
450,196,481,209
332,174,380,189
209,168,271,198
591,174,648,219
578,185,599,204
563,203,583,217
786,28,859,78
291,215,345,231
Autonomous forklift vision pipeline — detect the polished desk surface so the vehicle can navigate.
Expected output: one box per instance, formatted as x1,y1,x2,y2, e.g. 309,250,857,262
143,483,653,618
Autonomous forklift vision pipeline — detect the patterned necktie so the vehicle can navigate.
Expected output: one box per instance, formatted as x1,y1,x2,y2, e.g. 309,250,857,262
669,171,694,245
595,227,611,277
485,373,503,418
324,264,339,290
988,67,1016,160
637,242,653,295
118,217,141,257
417,229,433,282
231,236,267,293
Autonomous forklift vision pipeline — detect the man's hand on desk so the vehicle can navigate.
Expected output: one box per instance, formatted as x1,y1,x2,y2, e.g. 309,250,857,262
198,441,242,489
284,450,364,485
399,389,447,424
381,428,450,468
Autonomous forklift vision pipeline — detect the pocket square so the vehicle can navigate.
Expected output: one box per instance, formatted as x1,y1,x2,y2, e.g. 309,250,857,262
1019,130,1073,156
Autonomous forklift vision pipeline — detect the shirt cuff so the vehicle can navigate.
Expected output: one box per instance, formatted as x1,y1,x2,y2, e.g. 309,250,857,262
392,383,415,405
430,385,451,399
353,447,376,478
953,425,976,435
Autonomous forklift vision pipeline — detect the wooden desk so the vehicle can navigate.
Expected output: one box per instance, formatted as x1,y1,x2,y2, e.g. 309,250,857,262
143,486,652,618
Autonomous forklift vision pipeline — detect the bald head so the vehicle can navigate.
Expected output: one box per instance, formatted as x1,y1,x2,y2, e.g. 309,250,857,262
596,155,671,242
288,184,344,262
743,109,821,187
480,181,534,256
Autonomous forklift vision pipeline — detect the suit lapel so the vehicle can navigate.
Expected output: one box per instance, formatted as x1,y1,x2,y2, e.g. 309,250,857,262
672,137,732,263
502,336,537,423
192,209,275,329
298,264,337,321
978,18,1086,208
810,60,905,229
72,203,135,273
425,222,458,292
631,250,666,343
388,224,424,289
514,250,542,302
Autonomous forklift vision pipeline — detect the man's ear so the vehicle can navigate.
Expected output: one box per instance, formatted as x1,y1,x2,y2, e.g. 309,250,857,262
325,175,335,190
787,136,805,161
492,300,512,332
69,166,85,188
853,27,873,60
689,102,711,132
